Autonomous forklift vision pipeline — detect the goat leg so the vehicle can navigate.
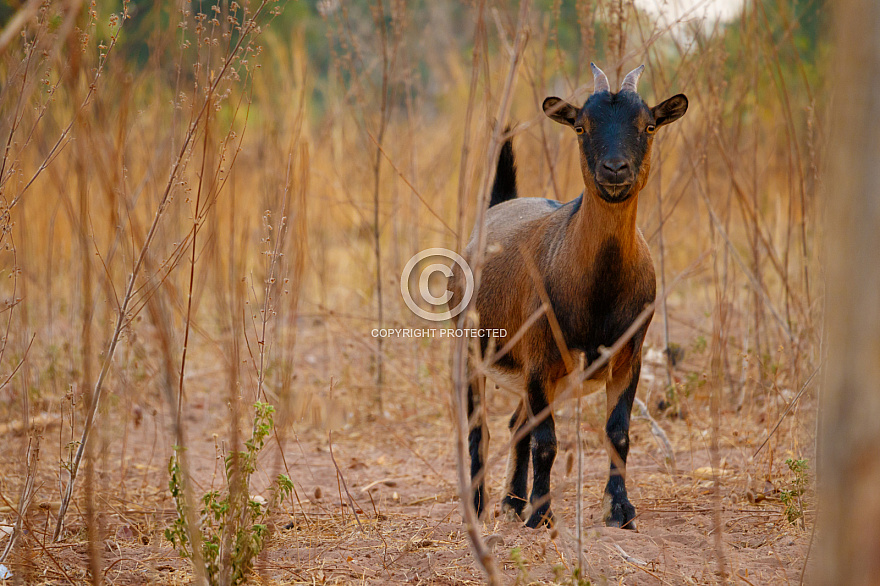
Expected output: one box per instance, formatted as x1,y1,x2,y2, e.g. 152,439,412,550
603,358,642,530
501,403,529,520
525,375,557,528
467,377,489,518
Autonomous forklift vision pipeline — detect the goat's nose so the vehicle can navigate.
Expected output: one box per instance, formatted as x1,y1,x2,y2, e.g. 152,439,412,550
603,158,629,174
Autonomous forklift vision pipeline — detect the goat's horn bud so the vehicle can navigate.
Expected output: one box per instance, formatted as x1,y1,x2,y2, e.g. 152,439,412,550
620,64,645,93
591,62,610,94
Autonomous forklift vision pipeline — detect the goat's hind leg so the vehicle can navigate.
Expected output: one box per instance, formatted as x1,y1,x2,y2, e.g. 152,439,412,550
467,376,490,518
501,402,530,520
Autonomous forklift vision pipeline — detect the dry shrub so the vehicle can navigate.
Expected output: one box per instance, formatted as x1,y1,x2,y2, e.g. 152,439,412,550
0,0,823,583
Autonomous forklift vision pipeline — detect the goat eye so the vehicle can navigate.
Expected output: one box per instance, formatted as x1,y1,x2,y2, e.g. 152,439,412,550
646,124,656,134
575,126,584,135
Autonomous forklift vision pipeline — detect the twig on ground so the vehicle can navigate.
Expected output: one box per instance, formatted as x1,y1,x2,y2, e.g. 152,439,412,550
0,437,38,564
752,367,820,458
611,543,648,566
328,431,365,534
634,397,676,475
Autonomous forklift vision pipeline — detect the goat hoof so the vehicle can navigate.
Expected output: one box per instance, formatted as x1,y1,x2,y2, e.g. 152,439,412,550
502,508,522,523
500,498,525,522
525,506,554,529
603,494,636,530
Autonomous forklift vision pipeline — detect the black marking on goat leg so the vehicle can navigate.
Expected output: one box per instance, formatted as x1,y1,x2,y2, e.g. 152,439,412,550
603,360,641,530
502,404,529,519
467,382,488,518
525,376,557,528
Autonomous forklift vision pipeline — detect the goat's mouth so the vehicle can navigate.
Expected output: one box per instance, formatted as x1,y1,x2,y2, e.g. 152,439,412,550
597,182,633,202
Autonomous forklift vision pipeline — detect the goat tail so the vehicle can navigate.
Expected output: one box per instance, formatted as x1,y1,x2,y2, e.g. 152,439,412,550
489,134,517,207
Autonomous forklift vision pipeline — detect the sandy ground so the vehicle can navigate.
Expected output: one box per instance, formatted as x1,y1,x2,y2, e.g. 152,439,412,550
0,325,813,585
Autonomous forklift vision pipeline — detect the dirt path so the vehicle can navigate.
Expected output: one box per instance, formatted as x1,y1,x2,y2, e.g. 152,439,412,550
1,339,812,584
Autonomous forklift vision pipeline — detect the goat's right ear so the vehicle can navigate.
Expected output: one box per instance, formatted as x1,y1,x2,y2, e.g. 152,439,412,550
543,97,578,128
651,94,688,128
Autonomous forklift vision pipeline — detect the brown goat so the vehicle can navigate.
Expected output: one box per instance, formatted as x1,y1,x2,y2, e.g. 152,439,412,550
450,63,688,529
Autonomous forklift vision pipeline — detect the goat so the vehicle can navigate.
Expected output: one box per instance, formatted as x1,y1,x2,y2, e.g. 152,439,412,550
449,63,688,529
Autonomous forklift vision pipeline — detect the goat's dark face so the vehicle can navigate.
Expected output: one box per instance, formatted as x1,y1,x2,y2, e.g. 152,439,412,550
543,67,688,203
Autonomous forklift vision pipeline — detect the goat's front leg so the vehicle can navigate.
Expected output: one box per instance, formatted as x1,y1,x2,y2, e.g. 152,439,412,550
603,355,642,530
525,374,556,528
467,376,489,518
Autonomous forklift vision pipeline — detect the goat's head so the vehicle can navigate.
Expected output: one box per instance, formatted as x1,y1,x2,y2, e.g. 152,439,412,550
542,63,688,203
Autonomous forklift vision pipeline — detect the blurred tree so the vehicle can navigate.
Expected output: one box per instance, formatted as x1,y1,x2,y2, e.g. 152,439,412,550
819,0,880,583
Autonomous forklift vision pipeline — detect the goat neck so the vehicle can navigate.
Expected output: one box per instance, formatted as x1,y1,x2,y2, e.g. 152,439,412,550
565,182,642,271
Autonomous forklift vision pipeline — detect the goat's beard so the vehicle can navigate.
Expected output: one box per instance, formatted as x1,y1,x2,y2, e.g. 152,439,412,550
596,182,634,203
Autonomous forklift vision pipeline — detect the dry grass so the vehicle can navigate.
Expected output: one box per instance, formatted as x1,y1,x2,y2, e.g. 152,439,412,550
0,0,823,583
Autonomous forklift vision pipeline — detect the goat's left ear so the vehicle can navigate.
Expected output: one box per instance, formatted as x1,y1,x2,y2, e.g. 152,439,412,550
543,97,579,127
651,94,688,128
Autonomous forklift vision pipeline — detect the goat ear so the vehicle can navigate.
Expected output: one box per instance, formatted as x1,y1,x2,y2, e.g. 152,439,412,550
651,94,688,128
543,97,578,128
